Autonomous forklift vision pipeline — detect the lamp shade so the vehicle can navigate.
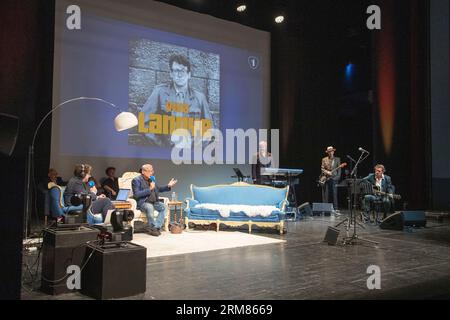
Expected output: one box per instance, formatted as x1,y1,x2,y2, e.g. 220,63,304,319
114,112,138,132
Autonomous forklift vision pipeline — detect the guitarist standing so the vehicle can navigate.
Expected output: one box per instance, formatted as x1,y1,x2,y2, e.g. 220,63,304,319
320,146,342,214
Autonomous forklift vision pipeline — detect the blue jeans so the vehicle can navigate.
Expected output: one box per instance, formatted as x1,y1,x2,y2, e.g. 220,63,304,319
141,201,168,229
87,211,103,225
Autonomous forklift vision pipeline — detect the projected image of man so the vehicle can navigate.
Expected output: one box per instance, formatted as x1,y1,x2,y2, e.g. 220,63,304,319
141,54,214,147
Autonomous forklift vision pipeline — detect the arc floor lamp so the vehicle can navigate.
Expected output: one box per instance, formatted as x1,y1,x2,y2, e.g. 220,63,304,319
24,97,138,240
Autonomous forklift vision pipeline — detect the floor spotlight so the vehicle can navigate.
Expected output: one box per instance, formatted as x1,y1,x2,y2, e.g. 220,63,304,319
237,4,247,12
275,15,285,24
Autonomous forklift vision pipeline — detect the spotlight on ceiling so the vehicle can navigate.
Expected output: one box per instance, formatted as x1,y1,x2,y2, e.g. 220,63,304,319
237,4,247,12
274,15,285,24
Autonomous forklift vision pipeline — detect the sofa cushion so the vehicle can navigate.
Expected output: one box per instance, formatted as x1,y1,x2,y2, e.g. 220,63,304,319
191,184,288,207
189,207,282,222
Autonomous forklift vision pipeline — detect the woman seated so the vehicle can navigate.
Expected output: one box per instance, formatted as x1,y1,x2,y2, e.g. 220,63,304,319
64,164,115,223
101,166,119,200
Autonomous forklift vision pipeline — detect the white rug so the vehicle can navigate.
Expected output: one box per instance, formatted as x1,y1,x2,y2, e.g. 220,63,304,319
132,230,286,258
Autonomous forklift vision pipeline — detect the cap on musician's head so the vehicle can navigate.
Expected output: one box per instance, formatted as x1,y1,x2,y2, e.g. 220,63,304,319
325,146,336,153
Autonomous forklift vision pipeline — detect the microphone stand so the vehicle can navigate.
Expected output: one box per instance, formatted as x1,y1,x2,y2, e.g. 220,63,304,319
335,151,378,246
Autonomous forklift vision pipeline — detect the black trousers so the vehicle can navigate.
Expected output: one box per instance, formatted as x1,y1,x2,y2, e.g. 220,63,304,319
322,179,338,210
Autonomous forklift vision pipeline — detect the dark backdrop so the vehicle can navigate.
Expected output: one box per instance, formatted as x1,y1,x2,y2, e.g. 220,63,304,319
0,0,55,299
271,0,429,210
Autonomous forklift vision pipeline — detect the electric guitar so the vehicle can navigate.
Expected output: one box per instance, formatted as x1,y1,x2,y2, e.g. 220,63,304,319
317,162,347,187
372,185,402,200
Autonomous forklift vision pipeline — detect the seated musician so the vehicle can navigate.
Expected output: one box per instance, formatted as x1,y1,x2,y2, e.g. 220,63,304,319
362,164,395,220
251,140,272,185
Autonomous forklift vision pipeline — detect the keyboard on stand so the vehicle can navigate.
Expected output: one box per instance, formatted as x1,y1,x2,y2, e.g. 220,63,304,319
261,168,304,220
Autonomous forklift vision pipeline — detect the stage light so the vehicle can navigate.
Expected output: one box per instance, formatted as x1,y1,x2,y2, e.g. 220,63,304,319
346,63,354,78
111,209,134,232
274,15,285,24
237,4,247,12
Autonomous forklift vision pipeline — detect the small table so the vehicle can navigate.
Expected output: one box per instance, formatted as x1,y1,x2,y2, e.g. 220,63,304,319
168,201,184,223
111,201,132,210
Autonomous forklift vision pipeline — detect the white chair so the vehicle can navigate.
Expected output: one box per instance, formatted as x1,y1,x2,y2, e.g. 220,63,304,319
118,172,169,231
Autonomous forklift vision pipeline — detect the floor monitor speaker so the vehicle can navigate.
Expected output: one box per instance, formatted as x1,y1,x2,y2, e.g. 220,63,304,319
324,226,340,245
312,202,334,216
379,211,426,230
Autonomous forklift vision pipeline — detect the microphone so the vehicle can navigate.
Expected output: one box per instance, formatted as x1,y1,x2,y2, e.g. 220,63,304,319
88,180,95,188
346,155,356,163
150,175,156,183
358,147,370,154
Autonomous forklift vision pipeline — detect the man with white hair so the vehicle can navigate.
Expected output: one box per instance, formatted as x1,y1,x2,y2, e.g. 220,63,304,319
251,140,272,185
132,164,177,236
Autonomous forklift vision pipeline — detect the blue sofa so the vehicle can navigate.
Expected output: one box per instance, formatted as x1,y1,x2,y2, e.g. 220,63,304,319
184,182,289,234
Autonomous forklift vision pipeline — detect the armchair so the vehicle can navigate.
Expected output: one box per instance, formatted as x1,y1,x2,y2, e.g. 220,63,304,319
47,184,103,225
118,172,169,231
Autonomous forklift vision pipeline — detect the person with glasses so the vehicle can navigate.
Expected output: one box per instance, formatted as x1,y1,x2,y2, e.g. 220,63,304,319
140,54,214,147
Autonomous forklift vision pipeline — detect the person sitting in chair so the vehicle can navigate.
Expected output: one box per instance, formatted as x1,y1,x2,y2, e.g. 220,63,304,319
102,166,120,200
362,164,395,221
64,164,115,222
45,168,66,187
132,164,177,236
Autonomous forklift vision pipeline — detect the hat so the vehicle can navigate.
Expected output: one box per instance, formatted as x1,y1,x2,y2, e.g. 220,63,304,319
325,146,336,153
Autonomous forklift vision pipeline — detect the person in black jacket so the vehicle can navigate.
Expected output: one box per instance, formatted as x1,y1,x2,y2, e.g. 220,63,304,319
64,164,115,221
251,141,272,185
362,164,395,220
102,166,119,199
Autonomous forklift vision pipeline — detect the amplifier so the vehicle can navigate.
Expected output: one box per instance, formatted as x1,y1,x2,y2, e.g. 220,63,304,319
65,213,84,224
41,225,99,295
324,226,340,245
81,241,147,299
312,202,334,216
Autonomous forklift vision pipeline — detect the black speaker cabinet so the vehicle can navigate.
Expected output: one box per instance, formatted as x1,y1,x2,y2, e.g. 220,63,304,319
312,202,334,216
81,241,146,299
41,225,99,295
65,212,84,224
379,211,427,230
298,202,312,216
0,113,19,157
402,211,427,227
324,226,340,245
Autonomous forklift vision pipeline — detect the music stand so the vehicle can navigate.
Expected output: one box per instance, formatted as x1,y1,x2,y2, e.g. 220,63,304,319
334,152,378,246
232,168,248,182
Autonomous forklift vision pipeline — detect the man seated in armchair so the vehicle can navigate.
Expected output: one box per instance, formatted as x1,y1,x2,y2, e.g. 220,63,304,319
362,164,395,221
132,164,177,236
